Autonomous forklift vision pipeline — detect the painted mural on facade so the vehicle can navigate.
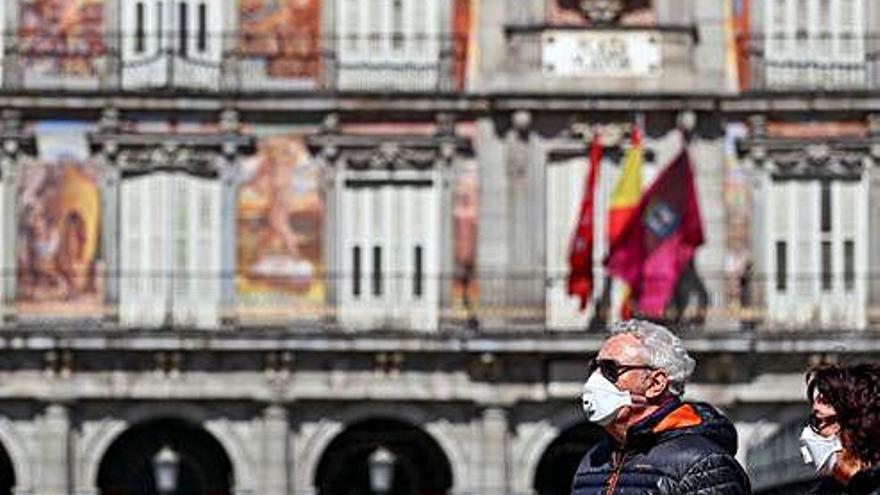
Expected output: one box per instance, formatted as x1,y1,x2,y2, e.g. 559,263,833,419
239,0,321,79
453,165,478,312
17,122,103,317
237,135,324,321
19,0,106,77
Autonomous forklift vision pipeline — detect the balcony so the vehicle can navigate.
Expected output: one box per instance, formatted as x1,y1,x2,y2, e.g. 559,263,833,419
3,271,880,335
1,32,468,94
738,33,880,92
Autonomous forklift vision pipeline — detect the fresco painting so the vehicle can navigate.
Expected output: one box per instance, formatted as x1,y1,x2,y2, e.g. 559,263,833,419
239,0,321,79
453,166,478,311
17,122,103,318
19,0,106,78
237,135,324,321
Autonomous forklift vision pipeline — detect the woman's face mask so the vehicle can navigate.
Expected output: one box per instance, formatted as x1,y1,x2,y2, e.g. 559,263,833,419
581,370,633,426
799,426,842,475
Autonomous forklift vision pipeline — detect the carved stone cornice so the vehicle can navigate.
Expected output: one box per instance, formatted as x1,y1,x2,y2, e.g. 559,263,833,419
307,134,473,172
89,131,255,178
737,136,872,180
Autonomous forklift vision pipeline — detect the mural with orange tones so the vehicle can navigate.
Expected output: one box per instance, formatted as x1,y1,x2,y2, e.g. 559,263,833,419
17,122,103,318
453,166,478,310
239,0,321,79
237,135,324,322
19,0,106,77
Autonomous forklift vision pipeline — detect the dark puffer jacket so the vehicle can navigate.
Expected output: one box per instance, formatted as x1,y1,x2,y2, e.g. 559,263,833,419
813,466,880,495
570,399,751,495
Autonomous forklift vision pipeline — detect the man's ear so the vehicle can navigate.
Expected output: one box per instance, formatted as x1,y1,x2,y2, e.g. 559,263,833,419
644,369,669,399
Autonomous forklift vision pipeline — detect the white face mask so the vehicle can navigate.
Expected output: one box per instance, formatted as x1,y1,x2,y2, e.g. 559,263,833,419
581,370,633,426
799,426,843,475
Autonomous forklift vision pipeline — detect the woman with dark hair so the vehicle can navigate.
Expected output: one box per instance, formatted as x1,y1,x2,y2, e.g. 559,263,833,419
801,363,880,495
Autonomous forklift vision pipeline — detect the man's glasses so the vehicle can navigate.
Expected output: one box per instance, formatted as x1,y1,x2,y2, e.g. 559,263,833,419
808,413,838,434
587,358,653,382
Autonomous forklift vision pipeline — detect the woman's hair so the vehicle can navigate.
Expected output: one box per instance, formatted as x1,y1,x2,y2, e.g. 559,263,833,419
807,363,880,465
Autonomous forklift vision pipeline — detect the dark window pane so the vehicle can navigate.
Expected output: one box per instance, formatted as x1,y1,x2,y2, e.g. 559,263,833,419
353,246,361,297
373,246,383,296
178,2,189,57
197,3,207,52
821,180,832,233
844,240,855,291
821,240,832,291
776,241,787,292
414,245,423,298
136,2,145,53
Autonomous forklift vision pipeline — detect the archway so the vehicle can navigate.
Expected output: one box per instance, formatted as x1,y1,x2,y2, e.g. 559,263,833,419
316,418,453,495
533,422,604,495
0,440,13,495
97,418,233,495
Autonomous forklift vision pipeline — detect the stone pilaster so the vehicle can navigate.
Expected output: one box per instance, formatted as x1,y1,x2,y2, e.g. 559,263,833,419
261,405,290,495
480,407,509,495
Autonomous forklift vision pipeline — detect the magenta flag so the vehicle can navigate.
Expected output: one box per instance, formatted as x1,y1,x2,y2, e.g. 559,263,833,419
604,150,704,318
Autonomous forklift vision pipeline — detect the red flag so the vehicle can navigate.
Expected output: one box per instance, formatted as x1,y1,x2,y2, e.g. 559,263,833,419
604,150,704,318
567,132,602,310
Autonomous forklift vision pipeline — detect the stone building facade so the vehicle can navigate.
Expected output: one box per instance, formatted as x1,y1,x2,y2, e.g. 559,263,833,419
0,1,876,494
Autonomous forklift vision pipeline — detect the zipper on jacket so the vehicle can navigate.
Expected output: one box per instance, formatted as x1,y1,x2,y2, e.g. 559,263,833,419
604,450,625,495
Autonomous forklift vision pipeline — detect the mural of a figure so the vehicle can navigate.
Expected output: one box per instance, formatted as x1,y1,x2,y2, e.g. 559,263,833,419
17,151,102,315
237,135,324,321
453,168,478,311
19,0,106,77
239,0,321,79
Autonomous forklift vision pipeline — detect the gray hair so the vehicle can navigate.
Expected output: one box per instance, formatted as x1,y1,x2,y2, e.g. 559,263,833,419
608,319,696,396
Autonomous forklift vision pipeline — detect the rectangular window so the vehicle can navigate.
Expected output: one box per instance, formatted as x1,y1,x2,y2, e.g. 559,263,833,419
178,2,189,57
776,240,787,292
392,0,404,50
197,3,207,53
352,246,361,297
844,240,855,291
135,2,146,53
821,180,832,233
372,246,383,296
157,1,164,50
821,240,832,291
413,245,423,297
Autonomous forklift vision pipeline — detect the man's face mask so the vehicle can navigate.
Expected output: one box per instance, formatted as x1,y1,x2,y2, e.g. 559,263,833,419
799,426,842,475
581,370,633,426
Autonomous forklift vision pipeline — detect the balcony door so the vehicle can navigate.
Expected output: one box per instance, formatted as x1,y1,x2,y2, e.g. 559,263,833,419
764,178,867,329
764,0,865,88
339,179,440,331
335,0,447,91
121,0,223,90
119,172,222,328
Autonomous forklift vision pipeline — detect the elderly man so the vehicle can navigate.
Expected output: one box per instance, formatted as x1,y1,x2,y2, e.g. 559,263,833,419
571,319,750,495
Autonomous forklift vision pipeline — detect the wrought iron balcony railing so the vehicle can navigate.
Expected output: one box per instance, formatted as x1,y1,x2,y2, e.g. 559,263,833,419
1,32,468,93
737,32,880,91
3,270,880,334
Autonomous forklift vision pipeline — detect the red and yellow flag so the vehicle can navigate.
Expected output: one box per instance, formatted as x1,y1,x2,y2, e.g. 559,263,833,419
607,127,643,319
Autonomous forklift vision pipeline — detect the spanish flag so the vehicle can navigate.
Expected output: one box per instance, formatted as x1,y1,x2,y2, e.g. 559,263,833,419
608,127,643,243
606,127,643,319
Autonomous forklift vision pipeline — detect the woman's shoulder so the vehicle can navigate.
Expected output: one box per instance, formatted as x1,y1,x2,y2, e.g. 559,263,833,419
848,465,880,495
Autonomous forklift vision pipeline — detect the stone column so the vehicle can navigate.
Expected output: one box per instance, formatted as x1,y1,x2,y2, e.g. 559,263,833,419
476,116,508,328
480,407,509,495
37,404,70,495
219,109,241,326
261,405,290,495
437,121,457,321
101,164,121,323
1,109,24,323
318,114,341,321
